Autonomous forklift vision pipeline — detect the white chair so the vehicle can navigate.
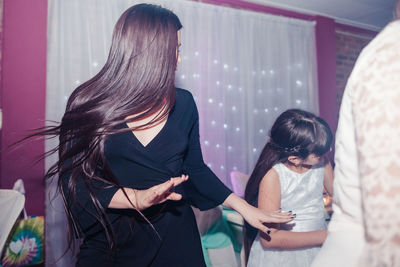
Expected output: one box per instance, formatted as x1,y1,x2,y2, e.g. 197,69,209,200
0,189,25,253
230,171,250,199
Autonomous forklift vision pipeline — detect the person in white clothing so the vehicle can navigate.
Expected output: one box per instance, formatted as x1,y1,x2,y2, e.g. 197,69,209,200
244,109,334,267
311,5,400,267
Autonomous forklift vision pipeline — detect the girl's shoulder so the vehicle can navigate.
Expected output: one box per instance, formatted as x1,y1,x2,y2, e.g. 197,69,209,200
270,163,299,187
260,164,283,185
259,167,280,189
271,162,285,175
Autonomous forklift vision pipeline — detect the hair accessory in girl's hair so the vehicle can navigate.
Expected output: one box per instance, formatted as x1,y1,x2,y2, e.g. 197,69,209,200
283,145,301,153
269,141,301,154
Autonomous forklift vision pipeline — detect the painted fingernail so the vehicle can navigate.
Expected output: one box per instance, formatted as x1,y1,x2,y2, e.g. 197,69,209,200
267,230,271,235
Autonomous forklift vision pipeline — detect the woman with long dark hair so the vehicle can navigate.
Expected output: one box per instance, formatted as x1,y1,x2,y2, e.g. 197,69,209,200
40,4,293,266
244,109,333,267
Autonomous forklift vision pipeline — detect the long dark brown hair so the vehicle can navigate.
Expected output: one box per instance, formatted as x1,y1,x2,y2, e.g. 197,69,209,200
243,109,333,262
31,3,182,251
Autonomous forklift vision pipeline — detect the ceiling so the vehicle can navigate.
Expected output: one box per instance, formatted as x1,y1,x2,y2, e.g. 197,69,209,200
249,0,397,30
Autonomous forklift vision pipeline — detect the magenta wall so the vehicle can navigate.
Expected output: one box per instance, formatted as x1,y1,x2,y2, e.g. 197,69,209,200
0,0,47,216
314,16,337,133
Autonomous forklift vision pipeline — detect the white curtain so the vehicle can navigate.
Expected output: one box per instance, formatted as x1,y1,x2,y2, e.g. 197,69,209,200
46,0,318,266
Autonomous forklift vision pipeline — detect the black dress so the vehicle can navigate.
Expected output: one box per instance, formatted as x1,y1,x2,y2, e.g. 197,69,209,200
65,88,232,267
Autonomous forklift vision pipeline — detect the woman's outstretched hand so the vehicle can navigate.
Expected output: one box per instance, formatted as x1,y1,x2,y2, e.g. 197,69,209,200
109,175,189,210
223,193,294,234
242,205,294,234
133,175,189,210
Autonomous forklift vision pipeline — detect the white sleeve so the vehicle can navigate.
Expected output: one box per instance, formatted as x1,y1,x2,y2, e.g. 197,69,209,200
351,21,400,266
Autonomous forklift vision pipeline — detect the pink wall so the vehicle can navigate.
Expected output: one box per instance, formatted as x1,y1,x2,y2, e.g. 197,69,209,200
0,0,47,216
314,16,338,134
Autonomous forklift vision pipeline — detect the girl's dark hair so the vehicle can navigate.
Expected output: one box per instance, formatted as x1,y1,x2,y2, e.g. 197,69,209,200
243,109,333,262
32,3,182,252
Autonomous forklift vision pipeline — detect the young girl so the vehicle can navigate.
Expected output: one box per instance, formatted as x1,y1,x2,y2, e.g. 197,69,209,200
245,109,334,267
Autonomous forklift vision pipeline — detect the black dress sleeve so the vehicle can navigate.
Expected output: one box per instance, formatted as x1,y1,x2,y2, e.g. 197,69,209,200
61,166,120,236
182,93,232,210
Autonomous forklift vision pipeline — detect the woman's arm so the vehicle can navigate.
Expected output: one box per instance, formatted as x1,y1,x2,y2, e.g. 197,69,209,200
108,175,188,210
323,157,334,197
182,92,233,209
223,193,294,234
258,169,327,249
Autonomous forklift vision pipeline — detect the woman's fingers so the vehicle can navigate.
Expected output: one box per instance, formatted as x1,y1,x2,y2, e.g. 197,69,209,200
271,211,294,218
255,210,297,234
166,192,183,201
150,175,188,202
170,174,189,186
152,174,188,193
260,210,295,223
137,175,189,209
156,175,188,196
153,179,175,195
258,224,271,235
270,209,294,217
251,210,294,234
271,217,293,223
252,221,272,235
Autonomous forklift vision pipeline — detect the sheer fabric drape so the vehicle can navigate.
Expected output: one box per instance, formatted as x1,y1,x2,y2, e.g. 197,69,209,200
46,1,318,265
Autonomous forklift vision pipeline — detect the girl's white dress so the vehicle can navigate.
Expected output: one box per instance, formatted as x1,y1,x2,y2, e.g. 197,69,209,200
247,162,327,267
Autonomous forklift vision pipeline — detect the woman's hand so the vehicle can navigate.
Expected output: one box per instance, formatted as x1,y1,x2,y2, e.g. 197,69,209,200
242,205,294,234
109,175,189,210
223,193,294,234
133,175,189,210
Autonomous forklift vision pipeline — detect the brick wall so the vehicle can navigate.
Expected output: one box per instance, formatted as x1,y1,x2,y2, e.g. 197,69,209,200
335,29,375,108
